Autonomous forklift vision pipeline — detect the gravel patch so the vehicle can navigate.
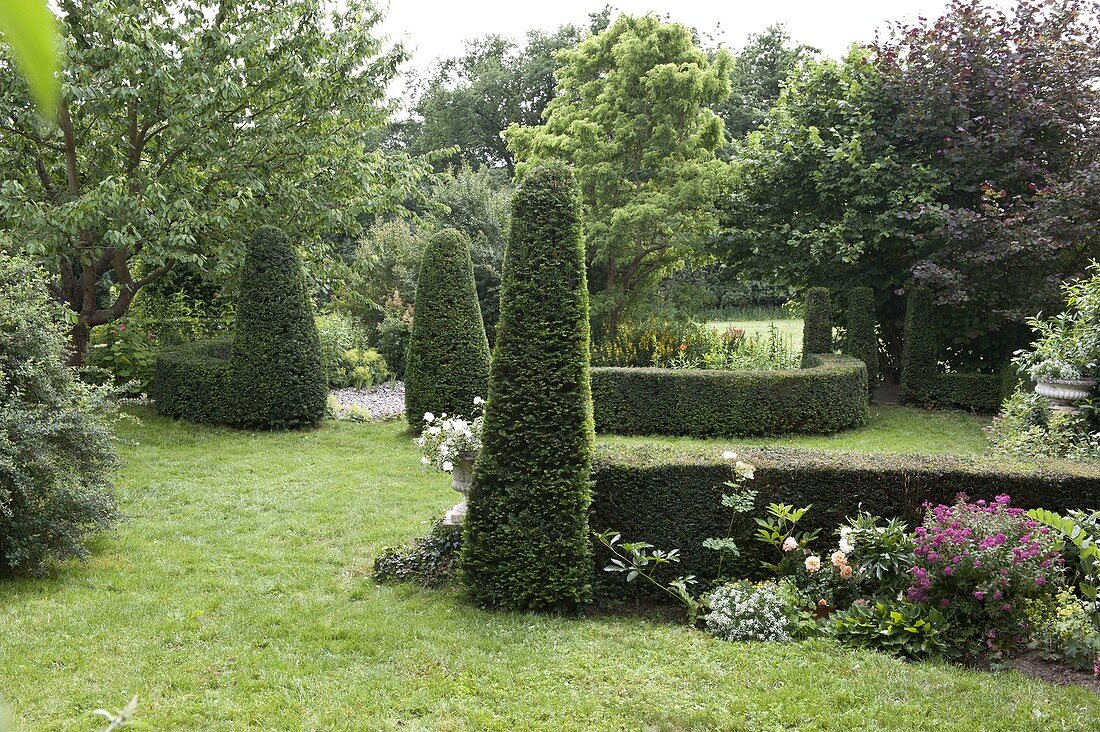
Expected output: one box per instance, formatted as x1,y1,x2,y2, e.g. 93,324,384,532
330,381,406,421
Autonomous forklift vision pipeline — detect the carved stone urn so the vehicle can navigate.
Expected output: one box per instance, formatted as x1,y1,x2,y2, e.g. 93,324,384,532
1035,378,1097,413
442,457,474,526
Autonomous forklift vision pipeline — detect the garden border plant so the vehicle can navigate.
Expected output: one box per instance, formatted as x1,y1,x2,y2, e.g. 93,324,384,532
589,443,1100,595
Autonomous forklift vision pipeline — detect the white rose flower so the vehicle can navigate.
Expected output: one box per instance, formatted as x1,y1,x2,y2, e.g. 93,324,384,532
839,527,855,554
734,461,755,480
428,426,441,436
442,460,454,472
424,412,435,423
473,396,484,405
453,419,468,432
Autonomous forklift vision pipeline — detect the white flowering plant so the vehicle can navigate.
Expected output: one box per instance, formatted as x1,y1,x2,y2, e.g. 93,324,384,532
704,580,796,643
702,450,758,580
417,397,485,473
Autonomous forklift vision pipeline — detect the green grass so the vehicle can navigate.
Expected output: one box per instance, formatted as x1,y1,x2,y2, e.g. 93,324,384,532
708,317,804,352
2,412,1096,730
603,404,992,455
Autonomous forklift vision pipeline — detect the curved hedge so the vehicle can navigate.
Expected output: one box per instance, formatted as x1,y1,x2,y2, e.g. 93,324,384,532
230,226,326,429
591,444,1100,594
591,354,869,437
152,339,235,424
462,162,595,612
404,228,491,427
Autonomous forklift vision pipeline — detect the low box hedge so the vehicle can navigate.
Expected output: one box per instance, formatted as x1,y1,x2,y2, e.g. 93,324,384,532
590,444,1100,594
152,339,235,425
590,354,868,438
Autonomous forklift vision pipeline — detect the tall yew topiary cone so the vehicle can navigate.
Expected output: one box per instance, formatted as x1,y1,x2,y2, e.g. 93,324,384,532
462,162,595,612
230,226,326,429
404,228,491,427
899,287,938,406
846,286,879,392
802,286,832,365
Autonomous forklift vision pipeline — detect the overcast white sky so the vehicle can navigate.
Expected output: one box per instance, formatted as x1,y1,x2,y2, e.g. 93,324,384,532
379,0,983,78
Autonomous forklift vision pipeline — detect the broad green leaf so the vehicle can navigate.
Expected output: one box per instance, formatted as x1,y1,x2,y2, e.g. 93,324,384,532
0,0,59,112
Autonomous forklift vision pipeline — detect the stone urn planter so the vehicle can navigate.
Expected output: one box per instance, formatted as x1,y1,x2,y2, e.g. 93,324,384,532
442,457,474,526
1035,378,1097,412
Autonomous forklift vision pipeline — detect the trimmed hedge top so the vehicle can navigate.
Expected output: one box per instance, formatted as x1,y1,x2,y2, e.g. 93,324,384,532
462,162,596,612
591,354,869,437
845,286,878,391
404,228,491,427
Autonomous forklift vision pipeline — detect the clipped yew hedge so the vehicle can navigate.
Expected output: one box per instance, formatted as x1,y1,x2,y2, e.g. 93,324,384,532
802,287,832,366
845,286,878,391
462,162,595,612
590,354,868,437
590,444,1100,593
404,228,491,427
152,340,235,424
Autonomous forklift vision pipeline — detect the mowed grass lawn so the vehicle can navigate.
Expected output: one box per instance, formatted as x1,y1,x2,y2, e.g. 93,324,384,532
2,412,1097,731
708,317,804,352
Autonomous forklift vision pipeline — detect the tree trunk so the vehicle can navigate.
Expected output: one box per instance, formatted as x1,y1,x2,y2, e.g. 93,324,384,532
68,319,90,367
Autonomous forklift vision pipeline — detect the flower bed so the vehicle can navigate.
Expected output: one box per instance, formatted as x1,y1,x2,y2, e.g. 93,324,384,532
590,444,1100,591
590,354,868,437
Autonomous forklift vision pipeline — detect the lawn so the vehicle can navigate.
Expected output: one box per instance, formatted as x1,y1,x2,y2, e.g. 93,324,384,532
707,315,804,352
2,413,1096,731
604,403,992,455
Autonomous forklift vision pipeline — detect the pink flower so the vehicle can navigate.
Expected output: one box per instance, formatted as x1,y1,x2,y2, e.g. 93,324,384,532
830,551,848,568
782,537,798,552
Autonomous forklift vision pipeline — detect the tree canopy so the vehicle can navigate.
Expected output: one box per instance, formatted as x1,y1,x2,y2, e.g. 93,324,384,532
718,0,1100,370
0,0,432,363
506,14,732,337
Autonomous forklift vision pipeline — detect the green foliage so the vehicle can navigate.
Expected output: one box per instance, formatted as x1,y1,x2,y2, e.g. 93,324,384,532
462,163,595,611
590,355,869,438
0,0,58,111
1027,508,1100,604
399,26,584,174
152,340,235,425
1015,262,1100,381
374,522,463,588
1027,588,1100,672
899,288,938,405
754,502,819,576
85,321,158,396
845,287,879,390
843,513,916,599
506,14,732,336
328,220,423,335
0,0,432,363
376,297,413,381
595,530,702,623
719,1,1100,370
717,25,817,141
230,227,327,430
590,444,1100,593
801,287,832,364
338,349,391,390
826,601,951,660
316,313,372,387
404,228,491,427
0,252,118,576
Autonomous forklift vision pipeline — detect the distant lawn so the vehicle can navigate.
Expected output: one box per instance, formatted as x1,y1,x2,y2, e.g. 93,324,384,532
708,316,804,352
602,403,991,455
4,411,1096,730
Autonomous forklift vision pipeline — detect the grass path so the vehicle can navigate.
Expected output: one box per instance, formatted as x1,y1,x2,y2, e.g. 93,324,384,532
1,414,1096,730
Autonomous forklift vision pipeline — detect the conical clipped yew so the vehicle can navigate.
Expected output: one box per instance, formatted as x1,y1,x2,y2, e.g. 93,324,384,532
462,162,595,611
899,286,938,405
846,286,879,391
802,286,832,365
230,226,326,429
404,228,491,427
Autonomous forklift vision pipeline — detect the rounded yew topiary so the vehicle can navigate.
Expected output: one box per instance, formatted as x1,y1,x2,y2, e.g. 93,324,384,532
845,286,879,391
802,286,832,365
461,162,595,612
899,286,939,405
230,226,326,429
404,228,491,427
